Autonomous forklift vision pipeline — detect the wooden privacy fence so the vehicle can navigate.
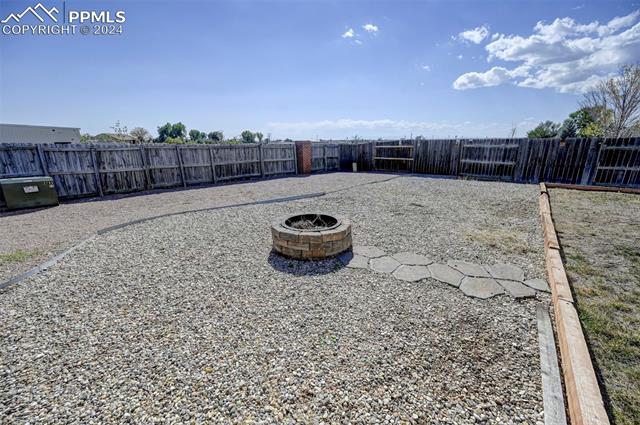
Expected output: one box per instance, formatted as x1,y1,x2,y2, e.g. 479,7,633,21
2,138,639,205
311,143,340,172
0,143,298,203
362,137,640,188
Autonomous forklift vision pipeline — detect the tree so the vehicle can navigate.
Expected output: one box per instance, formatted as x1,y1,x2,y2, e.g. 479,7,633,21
110,120,128,135
207,131,224,142
157,122,187,143
527,121,561,138
255,132,264,143
241,130,255,143
189,129,206,143
581,64,640,137
559,118,577,139
130,127,151,144
164,136,184,144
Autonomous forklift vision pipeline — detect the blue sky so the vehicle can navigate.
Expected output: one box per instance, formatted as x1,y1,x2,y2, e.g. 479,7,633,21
1,0,638,139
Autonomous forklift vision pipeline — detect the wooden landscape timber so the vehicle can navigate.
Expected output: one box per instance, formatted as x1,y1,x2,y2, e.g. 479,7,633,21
539,183,610,425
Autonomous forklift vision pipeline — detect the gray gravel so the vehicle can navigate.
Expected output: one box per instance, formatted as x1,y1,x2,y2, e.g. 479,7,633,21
0,176,547,423
0,173,392,282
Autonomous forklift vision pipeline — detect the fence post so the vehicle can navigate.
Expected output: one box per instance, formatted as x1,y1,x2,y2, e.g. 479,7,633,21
370,142,375,171
580,138,601,185
209,145,218,184
411,140,417,173
450,139,461,176
292,143,298,175
259,143,265,178
139,145,151,190
36,144,49,176
176,145,187,187
513,138,530,182
90,146,104,198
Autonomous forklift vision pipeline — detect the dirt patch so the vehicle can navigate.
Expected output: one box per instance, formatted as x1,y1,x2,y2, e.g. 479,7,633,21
550,188,640,425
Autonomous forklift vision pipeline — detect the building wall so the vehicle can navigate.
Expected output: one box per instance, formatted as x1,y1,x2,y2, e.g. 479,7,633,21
0,124,81,144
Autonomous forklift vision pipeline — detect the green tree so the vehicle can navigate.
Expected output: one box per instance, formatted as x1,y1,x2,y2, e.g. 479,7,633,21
207,131,224,142
527,121,561,138
157,122,187,143
255,132,264,143
189,129,206,143
559,118,577,139
241,130,255,143
164,136,184,144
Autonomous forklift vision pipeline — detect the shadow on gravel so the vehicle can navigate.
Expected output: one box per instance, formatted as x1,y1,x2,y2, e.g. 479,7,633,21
267,251,347,276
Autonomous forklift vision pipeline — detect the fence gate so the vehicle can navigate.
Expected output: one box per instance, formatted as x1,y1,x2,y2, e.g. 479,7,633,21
373,142,414,172
459,139,520,181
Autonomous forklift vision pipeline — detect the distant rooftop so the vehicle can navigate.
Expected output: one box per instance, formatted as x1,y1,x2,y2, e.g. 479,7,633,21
0,124,81,144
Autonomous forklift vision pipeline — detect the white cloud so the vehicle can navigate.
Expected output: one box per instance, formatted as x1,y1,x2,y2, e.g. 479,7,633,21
342,28,355,38
458,25,490,44
363,23,378,33
422,65,431,71
354,39,363,45
453,10,640,93
457,54,464,60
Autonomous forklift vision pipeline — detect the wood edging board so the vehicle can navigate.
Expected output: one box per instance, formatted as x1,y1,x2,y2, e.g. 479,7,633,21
539,182,610,425
545,182,640,195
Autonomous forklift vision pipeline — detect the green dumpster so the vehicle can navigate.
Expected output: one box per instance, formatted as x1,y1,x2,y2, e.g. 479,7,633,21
0,176,59,210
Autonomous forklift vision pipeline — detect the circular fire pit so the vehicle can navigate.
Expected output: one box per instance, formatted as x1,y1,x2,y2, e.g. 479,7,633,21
271,213,352,259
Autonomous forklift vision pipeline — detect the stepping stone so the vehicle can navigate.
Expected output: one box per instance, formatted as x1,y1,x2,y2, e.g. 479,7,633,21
524,278,550,293
370,256,401,273
353,246,386,258
342,253,369,269
428,263,464,288
392,252,432,266
486,263,525,282
497,279,536,299
447,260,491,277
393,265,430,282
460,277,505,299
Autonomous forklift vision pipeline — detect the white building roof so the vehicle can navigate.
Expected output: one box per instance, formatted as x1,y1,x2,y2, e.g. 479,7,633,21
0,124,81,144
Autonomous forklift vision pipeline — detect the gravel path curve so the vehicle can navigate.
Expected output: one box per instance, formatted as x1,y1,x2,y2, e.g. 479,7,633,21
1,176,547,423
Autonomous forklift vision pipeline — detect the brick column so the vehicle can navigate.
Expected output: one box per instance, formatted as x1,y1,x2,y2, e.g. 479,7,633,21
295,141,312,174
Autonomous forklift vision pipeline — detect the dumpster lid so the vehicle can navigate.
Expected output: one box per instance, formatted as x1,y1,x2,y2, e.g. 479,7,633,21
0,176,53,184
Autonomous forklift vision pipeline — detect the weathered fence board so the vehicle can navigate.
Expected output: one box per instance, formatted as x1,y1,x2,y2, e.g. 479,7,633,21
0,142,297,205
311,143,340,172
2,138,639,207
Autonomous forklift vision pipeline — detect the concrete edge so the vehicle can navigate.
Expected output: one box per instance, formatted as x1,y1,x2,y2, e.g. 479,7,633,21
539,185,610,425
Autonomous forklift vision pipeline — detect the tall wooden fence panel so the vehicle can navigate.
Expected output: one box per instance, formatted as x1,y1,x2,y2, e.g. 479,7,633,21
0,143,297,205
593,138,640,187
338,143,373,171
373,141,414,173
459,139,520,181
414,139,460,175
311,143,340,172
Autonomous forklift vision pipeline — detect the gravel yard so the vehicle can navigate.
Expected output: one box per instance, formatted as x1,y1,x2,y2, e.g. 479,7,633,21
0,173,391,283
1,176,548,423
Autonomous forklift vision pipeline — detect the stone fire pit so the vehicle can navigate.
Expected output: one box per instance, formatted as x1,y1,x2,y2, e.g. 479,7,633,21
271,213,352,259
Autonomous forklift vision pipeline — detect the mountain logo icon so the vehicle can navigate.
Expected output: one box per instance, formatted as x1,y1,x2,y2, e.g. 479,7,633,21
1,3,59,24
